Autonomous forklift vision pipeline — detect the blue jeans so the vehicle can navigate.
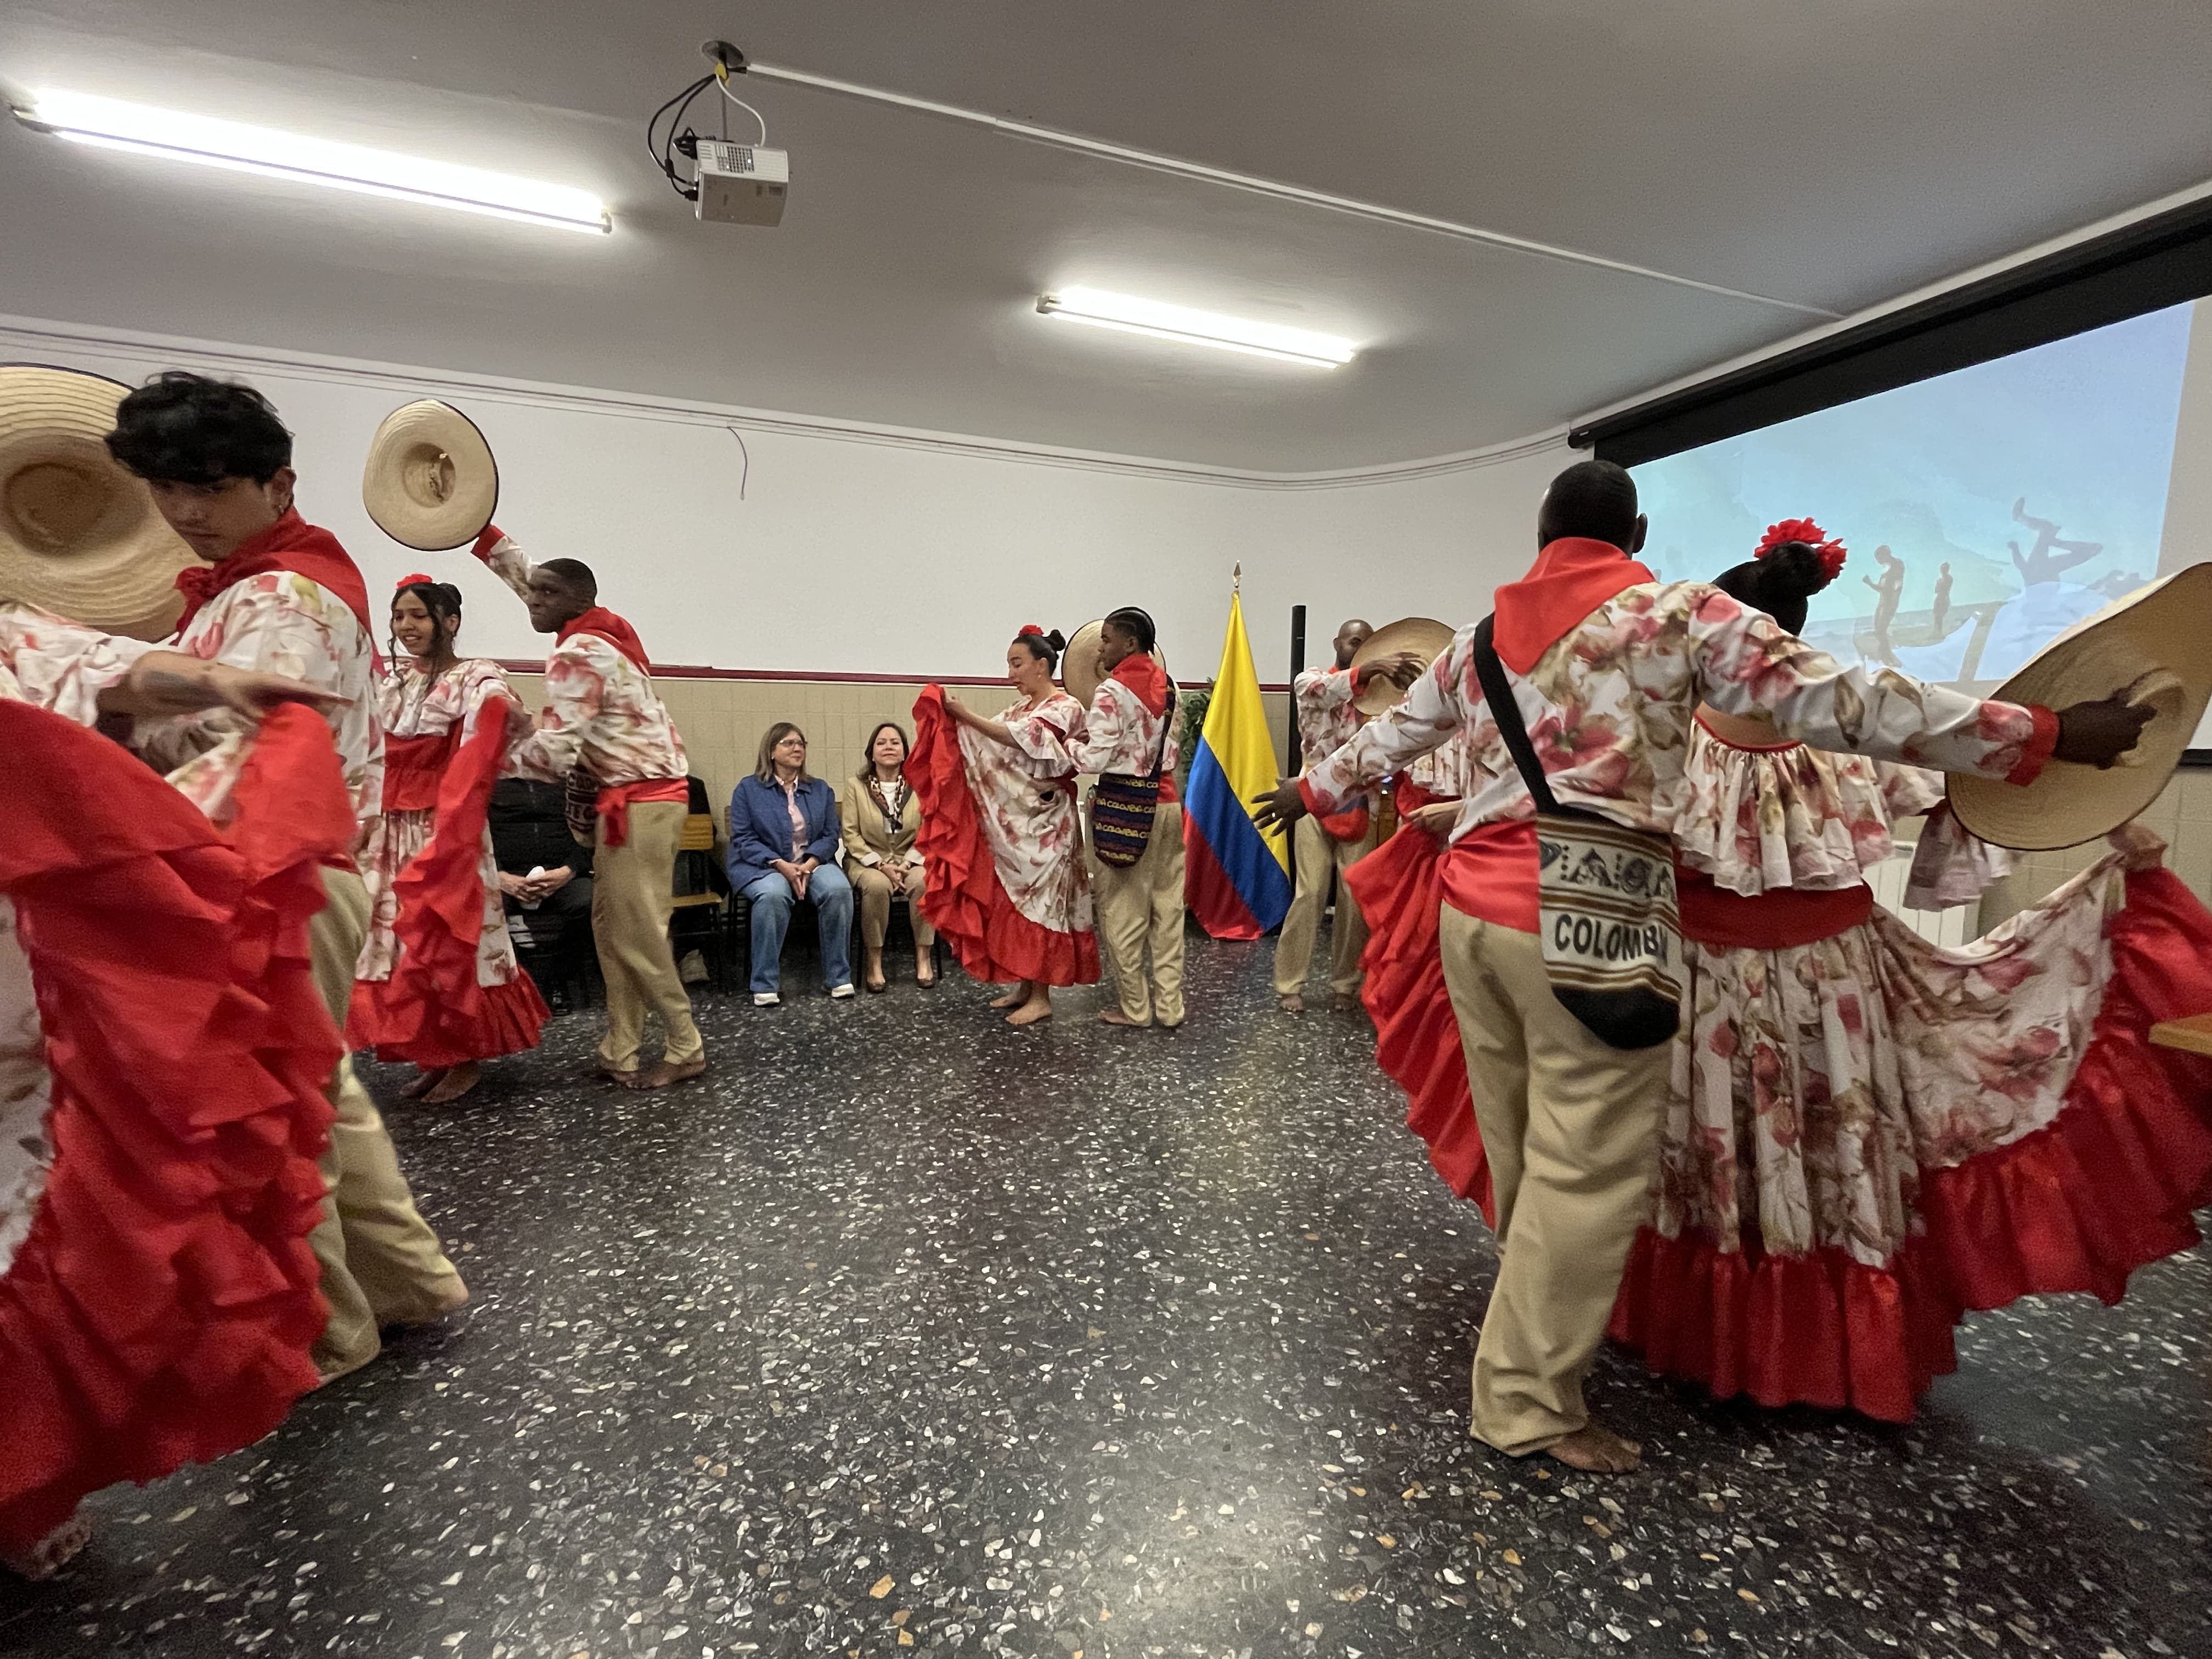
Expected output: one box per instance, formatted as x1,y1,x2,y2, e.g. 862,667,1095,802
743,865,854,994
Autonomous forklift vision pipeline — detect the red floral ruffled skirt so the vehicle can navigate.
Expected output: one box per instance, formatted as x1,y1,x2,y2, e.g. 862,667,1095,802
1346,825,2212,1423
0,703,353,1551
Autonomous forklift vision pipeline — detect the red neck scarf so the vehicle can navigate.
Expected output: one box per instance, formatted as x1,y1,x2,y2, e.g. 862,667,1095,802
1108,651,1172,717
173,506,374,637
557,607,650,672
1491,537,1657,674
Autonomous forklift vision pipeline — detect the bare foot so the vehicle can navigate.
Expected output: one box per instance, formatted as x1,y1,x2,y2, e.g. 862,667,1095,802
1097,1008,1149,1028
623,1056,708,1091
990,983,1029,1011
1006,992,1054,1028
402,1067,447,1099
1331,991,1361,1013
421,1062,480,1105
1544,1421,1643,1474
586,1057,636,1085
2,1513,91,1580
915,953,936,989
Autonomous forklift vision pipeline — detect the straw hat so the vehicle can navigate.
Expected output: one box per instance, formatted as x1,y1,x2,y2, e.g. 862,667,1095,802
1350,616,1456,714
0,365,195,639
1063,618,1169,708
1950,563,2212,851
362,399,499,551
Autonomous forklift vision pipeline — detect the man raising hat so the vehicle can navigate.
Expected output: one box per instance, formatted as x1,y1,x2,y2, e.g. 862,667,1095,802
1274,618,1424,1012
467,527,705,1091
0,370,468,1385
1256,459,2151,1474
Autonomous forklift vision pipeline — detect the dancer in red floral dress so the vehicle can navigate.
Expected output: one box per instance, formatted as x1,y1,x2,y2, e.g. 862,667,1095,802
1347,523,2212,1421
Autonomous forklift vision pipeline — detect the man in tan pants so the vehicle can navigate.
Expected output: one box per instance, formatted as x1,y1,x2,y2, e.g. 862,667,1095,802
590,798,704,1075
1436,907,1667,1453
1274,809,1378,1009
471,527,704,1090
1275,622,1424,1012
1072,607,1187,1030
1091,799,1188,1028
308,871,470,1380
1256,459,2147,1470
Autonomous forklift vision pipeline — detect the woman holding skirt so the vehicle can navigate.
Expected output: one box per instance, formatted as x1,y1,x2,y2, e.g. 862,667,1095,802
351,577,548,1103
1350,524,2212,1421
913,626,1097,1026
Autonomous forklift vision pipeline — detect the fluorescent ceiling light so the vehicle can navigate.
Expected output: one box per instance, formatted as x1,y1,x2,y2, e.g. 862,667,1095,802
1037,287,1355,368
16,89,610,235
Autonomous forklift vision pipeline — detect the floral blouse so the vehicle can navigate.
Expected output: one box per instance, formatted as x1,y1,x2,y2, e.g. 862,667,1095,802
1673,718,2014,907
1305,582,2050,846
1069,680,1181,782
1292,664,1362,769
475,535,689,786
0,572,383,834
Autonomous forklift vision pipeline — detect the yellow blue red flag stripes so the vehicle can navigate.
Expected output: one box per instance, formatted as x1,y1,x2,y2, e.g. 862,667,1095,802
1183,578,1291,939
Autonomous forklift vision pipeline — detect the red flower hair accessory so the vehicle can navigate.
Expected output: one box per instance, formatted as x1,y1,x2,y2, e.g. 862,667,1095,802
1018,623,1045,637
395,572,436,589
1756,517,1847,581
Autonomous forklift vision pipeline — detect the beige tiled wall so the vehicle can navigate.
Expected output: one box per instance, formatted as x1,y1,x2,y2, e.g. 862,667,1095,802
506,672,1292,820
1978,767,2212,928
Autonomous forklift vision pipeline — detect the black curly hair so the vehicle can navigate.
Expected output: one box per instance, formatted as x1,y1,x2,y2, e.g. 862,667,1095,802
105,370,293,486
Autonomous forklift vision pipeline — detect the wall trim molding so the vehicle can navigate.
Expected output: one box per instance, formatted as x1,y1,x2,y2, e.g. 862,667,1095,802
0,311,1567,492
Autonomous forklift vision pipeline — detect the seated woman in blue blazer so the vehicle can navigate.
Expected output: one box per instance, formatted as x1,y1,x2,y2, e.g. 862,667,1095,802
726,723,855,1005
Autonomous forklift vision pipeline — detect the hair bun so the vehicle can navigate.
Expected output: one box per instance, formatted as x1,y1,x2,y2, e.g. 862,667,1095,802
1757,541,1834,602
1046,628,1066,652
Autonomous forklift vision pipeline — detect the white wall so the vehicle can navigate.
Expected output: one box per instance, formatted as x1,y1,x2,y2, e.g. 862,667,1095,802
2,315,1569,681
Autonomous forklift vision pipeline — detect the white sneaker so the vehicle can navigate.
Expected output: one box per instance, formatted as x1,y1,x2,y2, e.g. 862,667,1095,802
829,983,856,1000
753,991,781,1008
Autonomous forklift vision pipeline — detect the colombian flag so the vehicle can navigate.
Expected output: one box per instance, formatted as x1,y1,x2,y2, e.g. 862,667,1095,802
1183,584,1292,939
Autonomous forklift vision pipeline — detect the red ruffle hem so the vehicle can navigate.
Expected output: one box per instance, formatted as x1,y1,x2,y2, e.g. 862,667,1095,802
1345,826,1497,1224
910,686,1099,989
1347,825,2212,1423
351,710,550,1068
0,703,354,1553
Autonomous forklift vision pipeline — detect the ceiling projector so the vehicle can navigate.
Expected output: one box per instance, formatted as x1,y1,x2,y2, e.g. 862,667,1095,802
694,139,788,225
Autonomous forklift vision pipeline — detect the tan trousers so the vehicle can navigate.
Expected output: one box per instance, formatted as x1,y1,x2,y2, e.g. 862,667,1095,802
853,861,934,951
592,800,704,1071
1273,808,1379,997
1437,905,1668,1454
307,869,466,1380
1091,800,1187,1026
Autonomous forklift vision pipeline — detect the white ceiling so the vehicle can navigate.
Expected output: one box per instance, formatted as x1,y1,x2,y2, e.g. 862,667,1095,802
2,1,2208,472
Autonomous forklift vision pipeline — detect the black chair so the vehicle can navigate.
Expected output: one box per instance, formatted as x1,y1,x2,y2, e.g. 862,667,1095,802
669,811,729,995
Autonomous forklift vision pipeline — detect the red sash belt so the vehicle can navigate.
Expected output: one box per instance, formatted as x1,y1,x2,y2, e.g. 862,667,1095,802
1676,866,1872,950
596,777,690,847
381,729,459,811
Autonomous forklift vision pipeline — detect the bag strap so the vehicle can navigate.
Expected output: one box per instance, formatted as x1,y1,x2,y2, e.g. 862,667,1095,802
1145,676,1177,782
1470,615,1563,816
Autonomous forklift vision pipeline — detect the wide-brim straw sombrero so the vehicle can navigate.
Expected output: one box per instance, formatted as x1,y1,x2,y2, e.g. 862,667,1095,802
1950,562,2212,851
0,364,195,639
1063,619,1169,708
362,399,499,551
1350,616,1456,714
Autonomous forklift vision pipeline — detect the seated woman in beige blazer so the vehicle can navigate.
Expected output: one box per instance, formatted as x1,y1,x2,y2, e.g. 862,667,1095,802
840,721,936,992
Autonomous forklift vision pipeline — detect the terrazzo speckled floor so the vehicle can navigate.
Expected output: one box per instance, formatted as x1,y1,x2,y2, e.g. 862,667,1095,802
4,928,2208,1658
